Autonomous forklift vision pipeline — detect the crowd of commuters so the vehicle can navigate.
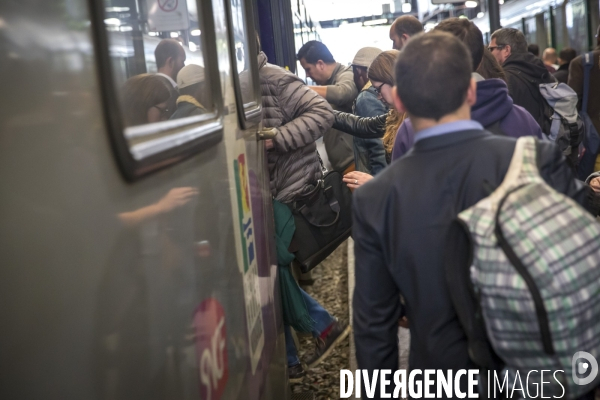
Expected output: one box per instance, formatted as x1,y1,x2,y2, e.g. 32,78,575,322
115,15,600,397
268,13,600,398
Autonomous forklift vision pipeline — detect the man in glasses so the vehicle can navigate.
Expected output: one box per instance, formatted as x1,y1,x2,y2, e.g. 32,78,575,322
489,28,555,131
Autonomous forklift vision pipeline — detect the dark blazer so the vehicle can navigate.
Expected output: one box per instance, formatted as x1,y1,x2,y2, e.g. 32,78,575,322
352,129,589,397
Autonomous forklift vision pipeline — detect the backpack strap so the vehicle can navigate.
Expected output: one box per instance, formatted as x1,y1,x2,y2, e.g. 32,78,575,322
481,137,541,212
582,52,594,113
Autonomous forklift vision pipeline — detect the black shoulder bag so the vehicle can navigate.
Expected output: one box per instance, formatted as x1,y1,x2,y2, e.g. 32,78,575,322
287,164,353,273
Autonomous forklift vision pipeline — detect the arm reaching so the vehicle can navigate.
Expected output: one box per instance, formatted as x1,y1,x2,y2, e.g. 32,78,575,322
333,110,387,139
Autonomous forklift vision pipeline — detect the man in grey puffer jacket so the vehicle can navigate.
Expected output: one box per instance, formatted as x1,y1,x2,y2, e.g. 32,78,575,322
258,50,350,381
258,51,334,203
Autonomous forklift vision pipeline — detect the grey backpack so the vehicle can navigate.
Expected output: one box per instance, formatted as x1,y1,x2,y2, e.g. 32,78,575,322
539,82,585,166
456,137,600,398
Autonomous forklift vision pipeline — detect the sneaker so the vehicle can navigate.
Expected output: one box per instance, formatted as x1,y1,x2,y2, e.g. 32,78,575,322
306,320,351,368
288,363,306,383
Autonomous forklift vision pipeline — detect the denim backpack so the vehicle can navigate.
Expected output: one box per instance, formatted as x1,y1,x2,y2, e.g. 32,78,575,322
456,137,600,398
539,82,584,167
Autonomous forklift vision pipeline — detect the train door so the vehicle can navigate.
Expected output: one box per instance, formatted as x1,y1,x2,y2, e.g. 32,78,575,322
0,0,286,398
218,0,290,397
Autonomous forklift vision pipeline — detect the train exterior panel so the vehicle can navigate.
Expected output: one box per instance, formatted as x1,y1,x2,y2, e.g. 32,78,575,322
0,0,288,399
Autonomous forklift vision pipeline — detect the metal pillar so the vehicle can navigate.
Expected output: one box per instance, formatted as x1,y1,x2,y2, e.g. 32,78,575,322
488,0,501,33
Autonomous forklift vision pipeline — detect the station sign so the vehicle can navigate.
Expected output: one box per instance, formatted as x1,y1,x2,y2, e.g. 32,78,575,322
146,0,190,31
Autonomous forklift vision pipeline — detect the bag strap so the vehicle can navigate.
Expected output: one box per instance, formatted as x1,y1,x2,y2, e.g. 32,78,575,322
482,137,540,212
582,52,594,113
493,186,555,355
316,150,327,176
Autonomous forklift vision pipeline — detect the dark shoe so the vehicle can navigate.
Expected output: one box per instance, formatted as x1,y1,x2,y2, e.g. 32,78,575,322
288,363,306,383
306,320,351,368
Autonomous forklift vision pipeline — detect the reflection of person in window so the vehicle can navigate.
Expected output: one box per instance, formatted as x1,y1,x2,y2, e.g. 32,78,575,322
121,74,171,126
170,65,209,119
154,39,186,119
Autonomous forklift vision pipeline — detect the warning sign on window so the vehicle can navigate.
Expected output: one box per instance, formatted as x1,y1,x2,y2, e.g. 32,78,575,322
146,0,190,32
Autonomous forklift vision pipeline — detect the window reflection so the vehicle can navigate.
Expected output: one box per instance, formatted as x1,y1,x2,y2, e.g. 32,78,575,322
121,74,172,126
229,0,256,107
104,0,214,130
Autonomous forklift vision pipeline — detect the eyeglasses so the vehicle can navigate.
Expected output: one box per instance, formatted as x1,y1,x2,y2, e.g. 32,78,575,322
488,45,505,52
373,82,388,95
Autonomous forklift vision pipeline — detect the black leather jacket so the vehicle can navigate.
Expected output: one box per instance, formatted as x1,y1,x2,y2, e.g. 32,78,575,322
333,110,387,139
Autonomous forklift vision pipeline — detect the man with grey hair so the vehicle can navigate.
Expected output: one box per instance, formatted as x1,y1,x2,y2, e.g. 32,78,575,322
489,28,555,131
351,47,387,174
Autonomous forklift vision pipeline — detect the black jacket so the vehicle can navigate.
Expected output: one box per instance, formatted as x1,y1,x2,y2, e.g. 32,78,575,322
553,63,570,84
332,110,387,139
352,129,590,398
503,53,555,132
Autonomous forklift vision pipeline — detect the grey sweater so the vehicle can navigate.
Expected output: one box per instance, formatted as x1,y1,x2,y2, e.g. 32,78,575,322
258,52,334,203
322,63,358,172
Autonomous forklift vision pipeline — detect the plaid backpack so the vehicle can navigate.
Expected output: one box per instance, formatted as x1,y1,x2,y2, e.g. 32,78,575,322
455,136,600,398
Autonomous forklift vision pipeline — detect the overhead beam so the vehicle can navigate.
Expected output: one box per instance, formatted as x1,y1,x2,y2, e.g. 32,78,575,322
488,0,501,33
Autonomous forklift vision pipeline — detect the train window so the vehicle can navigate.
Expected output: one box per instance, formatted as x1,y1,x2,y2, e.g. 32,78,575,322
90,0,223,181
225,0,262,129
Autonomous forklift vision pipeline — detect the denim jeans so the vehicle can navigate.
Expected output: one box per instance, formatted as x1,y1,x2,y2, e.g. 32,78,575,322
353,137,387,175
284,287,335,366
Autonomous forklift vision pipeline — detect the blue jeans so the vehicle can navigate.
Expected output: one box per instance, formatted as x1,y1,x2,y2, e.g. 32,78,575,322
353,137,387,175
284,287,335,366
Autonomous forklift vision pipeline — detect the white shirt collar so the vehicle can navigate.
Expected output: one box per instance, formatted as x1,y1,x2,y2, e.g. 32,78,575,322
156,72,177,88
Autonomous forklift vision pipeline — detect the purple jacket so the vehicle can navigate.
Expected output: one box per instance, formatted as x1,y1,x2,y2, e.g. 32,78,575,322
392,78,543,161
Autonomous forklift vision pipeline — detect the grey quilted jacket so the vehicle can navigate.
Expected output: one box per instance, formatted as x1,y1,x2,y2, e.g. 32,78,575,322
258,52,334,203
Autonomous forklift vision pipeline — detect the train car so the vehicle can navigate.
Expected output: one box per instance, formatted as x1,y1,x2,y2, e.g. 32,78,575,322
471,0,600,53
0,0,295,399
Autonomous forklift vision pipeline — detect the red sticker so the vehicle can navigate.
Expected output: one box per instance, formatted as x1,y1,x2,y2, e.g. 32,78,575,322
194,298,228,400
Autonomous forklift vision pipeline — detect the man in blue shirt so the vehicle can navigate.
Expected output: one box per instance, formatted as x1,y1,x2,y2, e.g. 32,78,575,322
352,31,589,399
351,47,387,175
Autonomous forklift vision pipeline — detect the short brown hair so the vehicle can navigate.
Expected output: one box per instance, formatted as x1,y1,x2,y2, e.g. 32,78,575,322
391,15,424,38
558,47,577,65
434,18,484,72
154,39,184,69
368,50,399,86
121,74,171,126
395,32,472,120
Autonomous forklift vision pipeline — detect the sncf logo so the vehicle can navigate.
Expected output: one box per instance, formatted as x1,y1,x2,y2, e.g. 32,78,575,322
194,298,228,400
